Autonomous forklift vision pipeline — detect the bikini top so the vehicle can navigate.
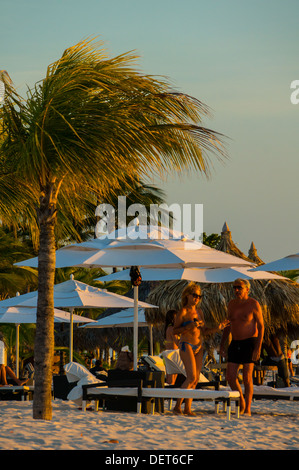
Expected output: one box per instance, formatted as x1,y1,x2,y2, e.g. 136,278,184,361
181,320,194,327
181,318,203,329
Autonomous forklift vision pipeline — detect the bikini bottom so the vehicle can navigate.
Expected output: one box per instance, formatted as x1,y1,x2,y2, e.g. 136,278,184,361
179,341,201,355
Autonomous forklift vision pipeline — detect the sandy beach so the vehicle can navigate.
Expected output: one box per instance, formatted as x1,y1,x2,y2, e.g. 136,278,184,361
0,397,298,452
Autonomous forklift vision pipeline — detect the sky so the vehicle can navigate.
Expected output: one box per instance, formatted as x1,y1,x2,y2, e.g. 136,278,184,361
1,0,299,262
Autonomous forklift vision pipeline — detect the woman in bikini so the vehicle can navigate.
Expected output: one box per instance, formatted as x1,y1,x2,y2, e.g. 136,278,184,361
172,283,229,416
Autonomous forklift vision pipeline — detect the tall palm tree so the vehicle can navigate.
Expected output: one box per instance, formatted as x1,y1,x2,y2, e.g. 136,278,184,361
0,38,226,420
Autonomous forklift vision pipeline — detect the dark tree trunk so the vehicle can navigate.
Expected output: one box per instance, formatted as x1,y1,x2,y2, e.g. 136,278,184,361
33,189,57,420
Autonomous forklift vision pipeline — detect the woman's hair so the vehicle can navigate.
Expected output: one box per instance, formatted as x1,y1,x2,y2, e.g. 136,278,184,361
181,282,201,307
164,309,177,337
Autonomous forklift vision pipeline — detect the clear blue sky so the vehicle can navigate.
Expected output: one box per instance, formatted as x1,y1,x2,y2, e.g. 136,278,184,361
1,0,299,261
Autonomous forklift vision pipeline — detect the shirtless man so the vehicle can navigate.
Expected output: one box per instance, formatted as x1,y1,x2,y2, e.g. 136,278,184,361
220,278,264,416
173,283,229,416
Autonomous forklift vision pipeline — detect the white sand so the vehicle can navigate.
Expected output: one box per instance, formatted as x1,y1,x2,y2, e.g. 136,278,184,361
0,397,298,451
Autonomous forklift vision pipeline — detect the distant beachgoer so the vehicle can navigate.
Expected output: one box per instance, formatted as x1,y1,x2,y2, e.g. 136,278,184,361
261,334,290,387
220,278,264,416
173,283,229,416
0,335,28,386
287,348,295,377
164,310,180,350
90,359,107,376
0,364,28,386
164,309,180,385
115,346,133,371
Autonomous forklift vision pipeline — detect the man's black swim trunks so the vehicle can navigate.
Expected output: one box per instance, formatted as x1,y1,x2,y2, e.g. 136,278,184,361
227,337,257,364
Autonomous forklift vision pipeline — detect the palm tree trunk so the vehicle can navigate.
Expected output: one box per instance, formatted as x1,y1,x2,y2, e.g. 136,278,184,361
33,190,57,420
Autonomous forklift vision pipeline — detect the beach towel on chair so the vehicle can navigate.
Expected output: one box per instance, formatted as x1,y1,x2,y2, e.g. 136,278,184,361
64,362,103,405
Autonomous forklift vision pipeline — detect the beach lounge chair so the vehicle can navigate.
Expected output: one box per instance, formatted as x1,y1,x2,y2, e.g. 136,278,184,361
82,379,144,413
107,368,164,413
142,387,240,419
0,385,34,401
251,384,299,401
81,380,240,420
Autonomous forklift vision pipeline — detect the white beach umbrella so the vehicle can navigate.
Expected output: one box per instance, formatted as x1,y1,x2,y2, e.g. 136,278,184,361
80,308,148,328
0,275,157,362
0,306,93,324
251,253,299,273
0,276,157,310
16,225,255,270
96,266,287,283
0,305,94,377
15,225,255,369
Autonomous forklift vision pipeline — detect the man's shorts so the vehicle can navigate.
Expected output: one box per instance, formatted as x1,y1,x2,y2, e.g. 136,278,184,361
227,337,257,364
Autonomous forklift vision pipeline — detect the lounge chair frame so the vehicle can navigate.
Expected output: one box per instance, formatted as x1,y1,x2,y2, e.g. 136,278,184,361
0,385,34,401
82,380,240,420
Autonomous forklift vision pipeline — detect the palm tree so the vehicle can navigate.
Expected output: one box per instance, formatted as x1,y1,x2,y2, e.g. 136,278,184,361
97,176,169,227
0,38,226,420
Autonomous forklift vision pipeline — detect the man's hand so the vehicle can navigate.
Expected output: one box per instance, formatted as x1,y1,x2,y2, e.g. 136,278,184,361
252,347,261,362
219,345,227,358
193,319,204,329
218,319,230,330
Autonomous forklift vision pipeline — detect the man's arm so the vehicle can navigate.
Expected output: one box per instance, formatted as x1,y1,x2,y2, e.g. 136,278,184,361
203,319,230,337
252,301,264,361
219,324,231,358
219,302,232,357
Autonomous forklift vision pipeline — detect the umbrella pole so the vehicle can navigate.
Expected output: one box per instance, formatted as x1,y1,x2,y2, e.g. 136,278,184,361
69,308,74,362
133,286,138,370
149,324,153,356
15,323,20,378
